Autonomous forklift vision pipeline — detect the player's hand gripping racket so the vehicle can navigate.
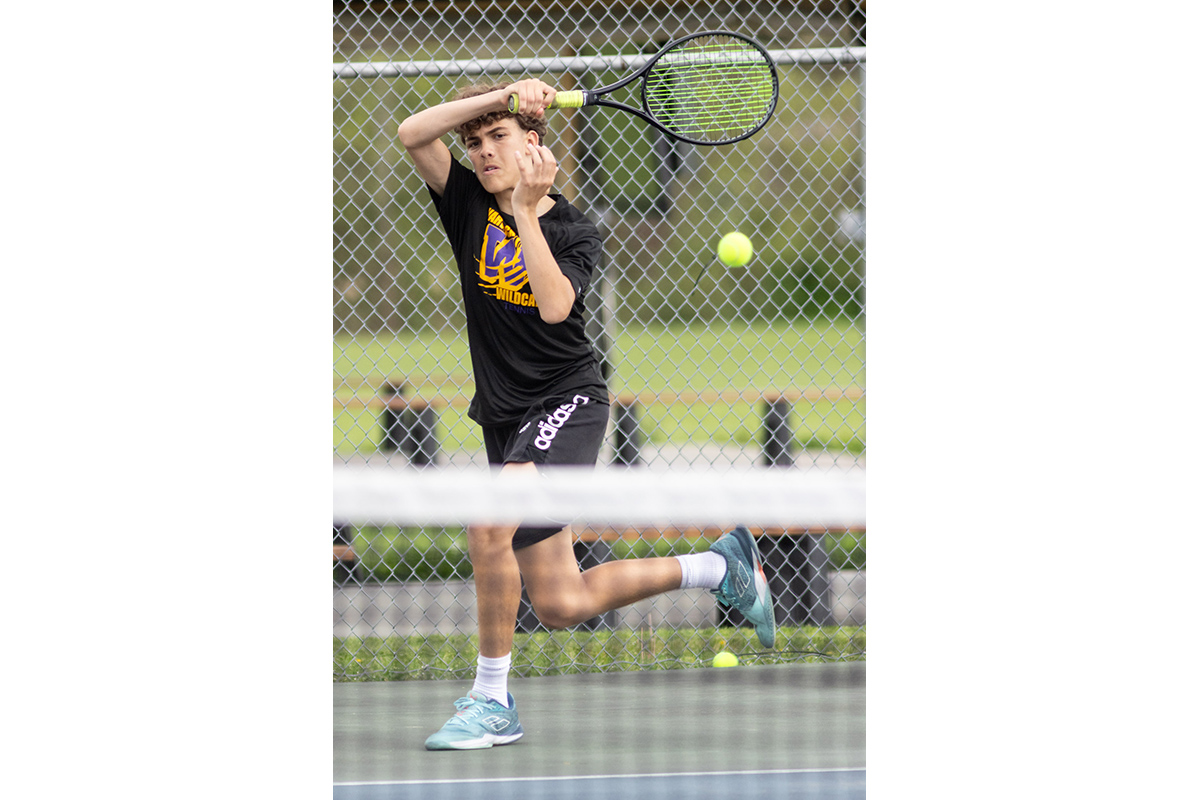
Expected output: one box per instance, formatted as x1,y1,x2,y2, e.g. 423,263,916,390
508,31,779,146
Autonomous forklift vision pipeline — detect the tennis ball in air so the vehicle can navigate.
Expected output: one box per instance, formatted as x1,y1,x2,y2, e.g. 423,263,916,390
717,232,753,268
712,651,739,668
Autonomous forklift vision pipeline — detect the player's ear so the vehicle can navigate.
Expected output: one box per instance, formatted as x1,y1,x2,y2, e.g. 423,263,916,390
525,128,540,147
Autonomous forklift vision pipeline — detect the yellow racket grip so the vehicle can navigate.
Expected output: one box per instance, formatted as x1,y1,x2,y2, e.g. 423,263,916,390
507,90,585,113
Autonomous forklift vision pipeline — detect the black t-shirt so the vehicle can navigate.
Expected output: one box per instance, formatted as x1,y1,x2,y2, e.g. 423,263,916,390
429,158,608,426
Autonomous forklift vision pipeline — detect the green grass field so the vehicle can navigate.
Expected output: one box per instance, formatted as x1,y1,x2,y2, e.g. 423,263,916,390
333,319,864,456
334,625,866,681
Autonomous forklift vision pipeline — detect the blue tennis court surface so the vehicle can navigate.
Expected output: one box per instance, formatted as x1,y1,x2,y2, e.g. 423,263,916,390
334,661,865,799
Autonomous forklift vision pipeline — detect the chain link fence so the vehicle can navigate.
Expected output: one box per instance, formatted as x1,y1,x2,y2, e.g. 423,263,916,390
333,0,866,679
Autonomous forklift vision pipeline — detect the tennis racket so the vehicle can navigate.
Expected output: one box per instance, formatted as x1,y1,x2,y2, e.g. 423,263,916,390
508,31,779,146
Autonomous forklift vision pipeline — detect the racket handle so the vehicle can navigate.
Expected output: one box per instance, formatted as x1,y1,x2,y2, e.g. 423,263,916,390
507,90,587,114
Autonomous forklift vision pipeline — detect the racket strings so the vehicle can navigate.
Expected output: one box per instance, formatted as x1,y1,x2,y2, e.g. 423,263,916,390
643,36,776,144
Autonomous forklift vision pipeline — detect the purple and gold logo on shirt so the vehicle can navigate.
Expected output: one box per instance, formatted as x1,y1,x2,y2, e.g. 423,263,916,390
478,208,538,312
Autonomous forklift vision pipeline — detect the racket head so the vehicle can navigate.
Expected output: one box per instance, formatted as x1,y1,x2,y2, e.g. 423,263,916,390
639,32,779,145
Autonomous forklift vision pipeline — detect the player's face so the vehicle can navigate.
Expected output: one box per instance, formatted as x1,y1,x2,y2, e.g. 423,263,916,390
465,119,535,194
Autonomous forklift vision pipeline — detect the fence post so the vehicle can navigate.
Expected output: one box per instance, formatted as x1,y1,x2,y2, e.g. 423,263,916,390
379,380,439,466
333,522,358,584
763,532,834,627
613,397,642,466
401,401,439,466
761,394,794,467
379,380,406,453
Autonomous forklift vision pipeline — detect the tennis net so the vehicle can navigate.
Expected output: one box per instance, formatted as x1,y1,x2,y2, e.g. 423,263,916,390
333,465,865,681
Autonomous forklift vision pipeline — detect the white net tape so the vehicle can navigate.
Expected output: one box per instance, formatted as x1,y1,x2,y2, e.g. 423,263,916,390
332,465,865,528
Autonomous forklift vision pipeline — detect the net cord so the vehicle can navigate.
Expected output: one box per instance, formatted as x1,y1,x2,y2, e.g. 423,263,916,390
332,465,866,528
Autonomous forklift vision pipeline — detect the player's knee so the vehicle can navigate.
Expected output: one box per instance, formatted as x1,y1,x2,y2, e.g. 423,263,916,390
531,596,587,630
467,523,514,557
532,606,573,630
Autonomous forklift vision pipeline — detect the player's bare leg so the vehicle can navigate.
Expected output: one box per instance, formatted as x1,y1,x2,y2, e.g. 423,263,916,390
424,465,526,750
467,518,523,659
516,527,683,629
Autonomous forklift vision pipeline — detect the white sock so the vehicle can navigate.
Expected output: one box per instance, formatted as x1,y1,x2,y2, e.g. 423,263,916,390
675,551,728,590
472,653,512,707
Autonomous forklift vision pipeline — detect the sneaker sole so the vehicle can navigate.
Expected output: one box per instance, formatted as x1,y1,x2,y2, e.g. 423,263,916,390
734,528,776,649
425,730,524,751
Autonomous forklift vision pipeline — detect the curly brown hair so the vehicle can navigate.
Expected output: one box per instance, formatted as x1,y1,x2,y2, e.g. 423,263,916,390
452,82,550,145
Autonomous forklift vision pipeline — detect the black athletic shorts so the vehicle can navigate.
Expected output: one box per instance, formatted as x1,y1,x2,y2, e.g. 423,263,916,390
481,391,609,550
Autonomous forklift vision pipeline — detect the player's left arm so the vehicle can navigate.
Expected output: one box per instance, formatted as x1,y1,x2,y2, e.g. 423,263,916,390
511,141,576,324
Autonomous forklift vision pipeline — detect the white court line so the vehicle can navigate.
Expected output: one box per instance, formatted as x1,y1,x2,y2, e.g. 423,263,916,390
334,766,866,787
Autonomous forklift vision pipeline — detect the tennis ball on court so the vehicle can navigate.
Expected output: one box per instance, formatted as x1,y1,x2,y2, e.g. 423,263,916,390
717,232,753,268
712,651,739,668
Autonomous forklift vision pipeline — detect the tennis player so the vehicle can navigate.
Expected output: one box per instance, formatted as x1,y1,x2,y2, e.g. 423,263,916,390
397,79,776,751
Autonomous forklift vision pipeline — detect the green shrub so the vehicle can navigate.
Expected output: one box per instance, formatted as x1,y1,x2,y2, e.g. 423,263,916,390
340,528,865,582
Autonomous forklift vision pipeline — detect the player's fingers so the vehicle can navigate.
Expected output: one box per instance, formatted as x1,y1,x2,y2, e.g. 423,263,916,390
527,144,557,180
520,84,546,116
513,80,553,116
529,80,555,113
516,151,544,187
508,84,530,115
512,146,529,173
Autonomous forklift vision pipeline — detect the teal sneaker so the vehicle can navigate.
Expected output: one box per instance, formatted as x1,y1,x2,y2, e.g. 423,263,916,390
710,526,776,649
424,691,524,751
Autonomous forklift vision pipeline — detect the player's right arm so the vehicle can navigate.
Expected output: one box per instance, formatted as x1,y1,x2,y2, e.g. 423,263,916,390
397,80,555,195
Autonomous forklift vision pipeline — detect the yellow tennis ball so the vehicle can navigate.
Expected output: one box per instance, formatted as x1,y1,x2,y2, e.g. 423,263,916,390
717,232,753,268
712,651,739,668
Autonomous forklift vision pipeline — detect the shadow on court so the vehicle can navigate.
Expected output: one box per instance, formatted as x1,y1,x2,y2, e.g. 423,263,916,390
334,661,865,799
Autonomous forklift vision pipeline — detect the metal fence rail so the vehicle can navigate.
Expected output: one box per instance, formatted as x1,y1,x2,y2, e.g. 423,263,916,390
333,45,867,79
333,0,866,679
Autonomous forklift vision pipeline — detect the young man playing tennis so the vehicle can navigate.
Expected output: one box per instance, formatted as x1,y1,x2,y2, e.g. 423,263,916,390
397,79,775,751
